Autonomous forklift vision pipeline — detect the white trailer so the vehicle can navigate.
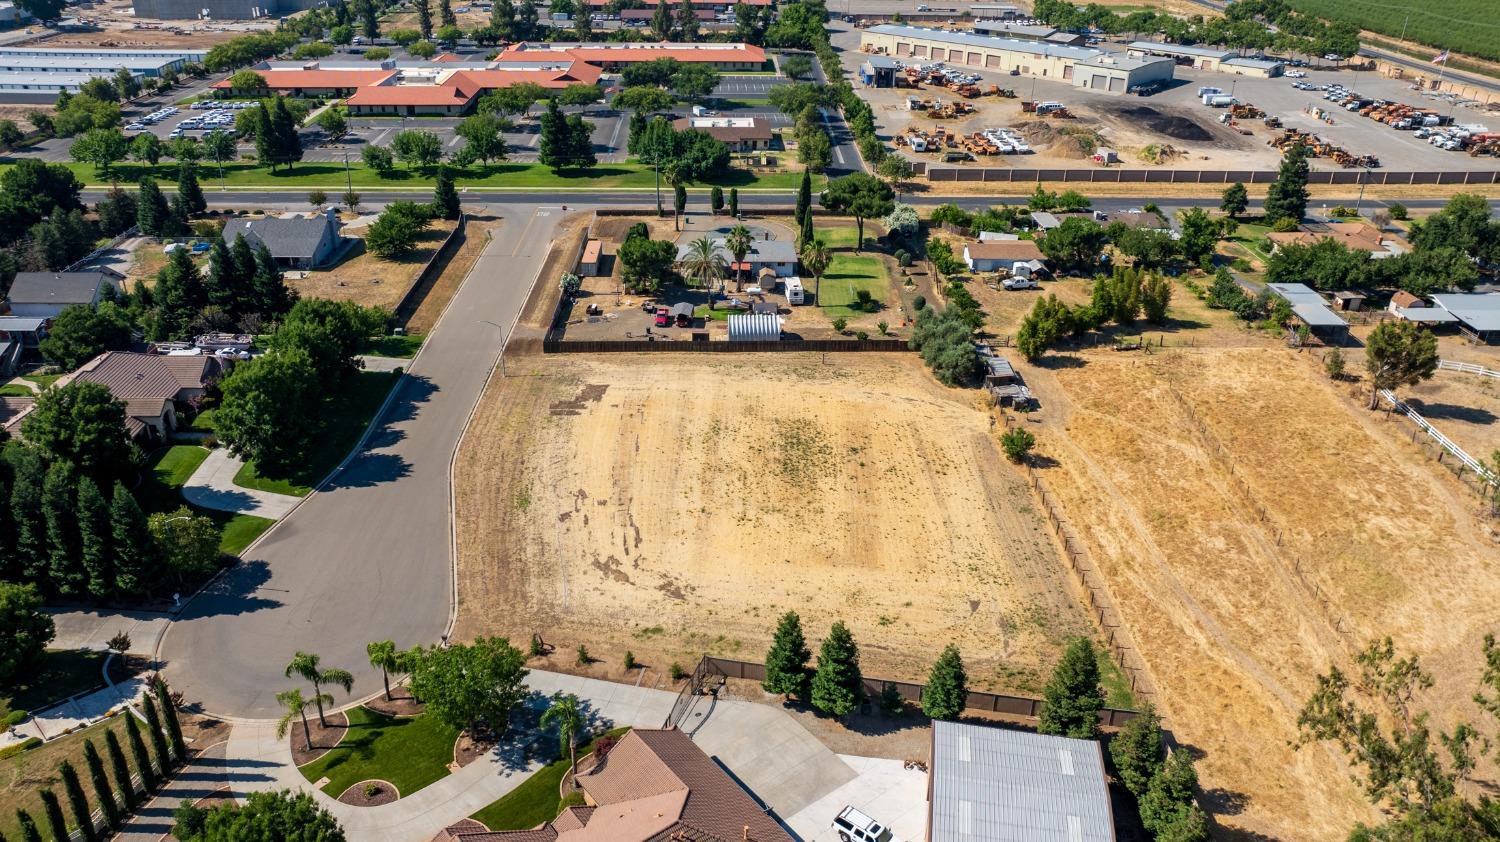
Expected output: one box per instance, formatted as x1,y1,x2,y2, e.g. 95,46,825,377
784,276,805,305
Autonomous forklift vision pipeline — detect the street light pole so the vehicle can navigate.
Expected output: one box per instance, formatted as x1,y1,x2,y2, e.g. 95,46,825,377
480,319,508,377
343,152,353,195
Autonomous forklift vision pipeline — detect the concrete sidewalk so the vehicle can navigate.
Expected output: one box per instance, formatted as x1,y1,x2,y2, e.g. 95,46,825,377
181,447,302,518
0,657,148,749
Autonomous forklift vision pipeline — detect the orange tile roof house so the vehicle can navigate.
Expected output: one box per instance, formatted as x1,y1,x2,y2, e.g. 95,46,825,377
1266,221,1410,259
497,41,767,71
433,728,794,842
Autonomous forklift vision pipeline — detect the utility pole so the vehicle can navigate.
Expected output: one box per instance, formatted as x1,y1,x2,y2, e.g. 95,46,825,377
343,152,353,194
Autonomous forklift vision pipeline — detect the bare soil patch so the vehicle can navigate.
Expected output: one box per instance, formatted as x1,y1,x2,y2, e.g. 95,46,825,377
1109,105,1214,143
289,220,456,312
453,733,494,769
363,689,424,718
289,710,349,767
1401,369,1500,464
337,779,399,806
1018,346,1500,840
454,354,1090,696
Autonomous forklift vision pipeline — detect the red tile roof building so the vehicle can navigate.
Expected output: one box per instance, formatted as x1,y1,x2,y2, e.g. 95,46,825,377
497,41,767,71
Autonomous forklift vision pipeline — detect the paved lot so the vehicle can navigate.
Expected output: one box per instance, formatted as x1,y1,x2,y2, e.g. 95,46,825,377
182,447,303,520
787,754,930,842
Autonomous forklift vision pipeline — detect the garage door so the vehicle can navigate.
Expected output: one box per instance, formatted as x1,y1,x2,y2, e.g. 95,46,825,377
1090,74,1104,89
986,54,1000,67
968,51,981,65
1109,76,1124,92
1062,65,1073,80
931,48,945,60
897,42,911,56
914,45,927,57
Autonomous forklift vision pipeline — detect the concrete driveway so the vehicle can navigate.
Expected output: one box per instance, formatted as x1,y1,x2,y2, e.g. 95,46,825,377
158,203,564,718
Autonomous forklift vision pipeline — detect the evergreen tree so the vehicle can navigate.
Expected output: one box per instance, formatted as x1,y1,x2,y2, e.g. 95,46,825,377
676,0,698,40
432,166,460,221
135,178,169,236
204,238,242,315
83,739,120,833
104,731,138,810
16,808,43,842
177,163,206,216
761,611,811,699
1140,751,1207,841
922,644,968,721
359,0,378,38
77,476,113,602
810,621,862,717
271,97,303,171
439,0,455,27
1220,181,1248,219
95,188,137,237
142,694,173,773
795,167,812,227
1110,703,1165,798
0,458,14,580
538,99,569,172
10,447,47,585
230,232,258,291
728,187,738,218
59,761,96,842
490,0,515,39
799,207,814,252
150,247,204,340
1263,143,1310,225
1039,637,1105,739
251,241,294,318
651,0,672,39
111,481,156,598
39,790,68,842
124,712,156,792
165,193,192,237
155,678,187,762
416,0,432,38
43,461,84,599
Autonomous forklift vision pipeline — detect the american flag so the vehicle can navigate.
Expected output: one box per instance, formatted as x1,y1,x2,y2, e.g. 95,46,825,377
1432,50,1450,64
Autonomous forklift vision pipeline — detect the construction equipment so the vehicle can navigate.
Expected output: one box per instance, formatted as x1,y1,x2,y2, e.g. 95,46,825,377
1263,116,1282,128
986,85,1017,97
1228,103,1263,119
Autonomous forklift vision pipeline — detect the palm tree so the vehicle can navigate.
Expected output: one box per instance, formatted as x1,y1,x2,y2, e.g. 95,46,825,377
275,688,329,752
541,693,585,788
724,225,753,293
680,236,727,309
800,238,832,306
285,651,354,726
367,640,399,701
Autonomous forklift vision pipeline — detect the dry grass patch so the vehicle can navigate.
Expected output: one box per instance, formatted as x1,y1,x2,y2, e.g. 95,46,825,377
289,220,456,312
454,354,1089,694
1400,368,1500,465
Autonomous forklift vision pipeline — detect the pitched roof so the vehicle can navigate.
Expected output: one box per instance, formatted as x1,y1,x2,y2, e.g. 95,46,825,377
71,351,218,401
497,42,766,66
965,240,1045,261
672,115,773,143
222,214,338,260
345,82,475,107
1267,222,1403,253
1391,290,1424,308
212,69,395,90
6,272,109,306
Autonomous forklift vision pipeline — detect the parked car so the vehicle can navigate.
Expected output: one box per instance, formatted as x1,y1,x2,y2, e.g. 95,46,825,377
833,806,899,842
1002,277,1040,290
653,307,670,327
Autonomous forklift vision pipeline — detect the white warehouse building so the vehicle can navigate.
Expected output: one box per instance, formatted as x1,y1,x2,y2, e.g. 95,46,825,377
860,24,1174,92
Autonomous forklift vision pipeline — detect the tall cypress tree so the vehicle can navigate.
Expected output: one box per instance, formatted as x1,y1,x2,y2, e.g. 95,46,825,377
762,611,811,700
270,97,302,172
795,167,811,228
16,809,43,842
799,207,814,252
251,242,293,318
142,696,173,774
111,481,156,599
77,477,113,603
124,712,157,792
83,739,120,833
229,232,258,292
439,0,455,27
165,193,192,238
809,621,862,717
43,461,84,599
921,644,968,722
1039,637,1104,739
10,448,48,585
416,0,432,38
155,679,187,763
104,731,138,810
1263,142,1310,225
135,178,169,236
651,0,672,39
38,790,68,842
177,163,206,216
204,237,240,315
432,166,460,221
59,761,96,842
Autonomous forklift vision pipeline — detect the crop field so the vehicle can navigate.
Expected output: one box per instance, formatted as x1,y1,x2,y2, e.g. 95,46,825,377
452,354,1091,694
1286,0,1500,62
1021,346,1500,840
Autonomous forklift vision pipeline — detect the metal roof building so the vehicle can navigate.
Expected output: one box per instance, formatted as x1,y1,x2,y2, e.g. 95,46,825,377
1266,283,1348,329
861,26,1171,92
1431,293,1500,337
727,313,781,341
927,721,1114,842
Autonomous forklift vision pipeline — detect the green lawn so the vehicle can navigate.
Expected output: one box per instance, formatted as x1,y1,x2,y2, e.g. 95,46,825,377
234,369,401,497
360,334,424,359
814,224,861,250
692,304,732,322
0,384,32,397
181,407,218,432
26,161,818,192
818,254,890,321
469,728,631,832
1097,648,1137,711
1225,221,1275,265
215,513,275,556
135,444,273,556
298,706,460,799
21,373,61,389
0,650,108,721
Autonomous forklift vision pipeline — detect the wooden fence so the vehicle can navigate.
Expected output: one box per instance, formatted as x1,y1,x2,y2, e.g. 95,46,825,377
392,212,467,326
696,655,1140,727
543,338,911,353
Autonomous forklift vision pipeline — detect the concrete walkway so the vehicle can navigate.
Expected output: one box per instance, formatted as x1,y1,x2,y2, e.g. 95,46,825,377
0,656,148,749
181,447,303,518
357,354,410,372
115,741,234,842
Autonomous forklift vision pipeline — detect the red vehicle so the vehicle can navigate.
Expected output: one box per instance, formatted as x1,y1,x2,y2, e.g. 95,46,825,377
653,307,670,327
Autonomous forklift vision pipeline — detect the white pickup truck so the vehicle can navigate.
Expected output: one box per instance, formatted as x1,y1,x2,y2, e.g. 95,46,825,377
832,806,900,842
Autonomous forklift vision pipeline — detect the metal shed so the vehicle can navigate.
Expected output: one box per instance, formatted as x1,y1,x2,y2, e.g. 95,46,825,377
727,313,781,341
1266,283,1348,331
669,302,695,326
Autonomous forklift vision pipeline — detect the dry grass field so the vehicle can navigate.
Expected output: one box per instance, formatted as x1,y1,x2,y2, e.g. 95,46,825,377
1401,368,1500,465
453,354,1091,694
1021,345,1500,840
287,219,456,312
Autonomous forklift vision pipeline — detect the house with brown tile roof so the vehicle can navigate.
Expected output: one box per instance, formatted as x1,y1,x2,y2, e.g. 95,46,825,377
434,728,793,842
963,240,1047,275
672,116,775,151
63,351,222,441
1266,221,1410,259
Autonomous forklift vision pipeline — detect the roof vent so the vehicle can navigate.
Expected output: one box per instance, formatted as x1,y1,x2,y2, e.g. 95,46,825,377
1058,748,1075,776
958,735,972,763
1067,815,1083,842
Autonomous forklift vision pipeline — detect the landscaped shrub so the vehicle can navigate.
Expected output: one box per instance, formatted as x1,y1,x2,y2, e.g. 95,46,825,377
856,330,869,340
1390,203,1409,220
831,317,848,333
854,289,875,312
912,295,926,311
1271,217,1300,233
363,783,381,798
1001,427,1036,463
898,252,913,267
669,663,686,681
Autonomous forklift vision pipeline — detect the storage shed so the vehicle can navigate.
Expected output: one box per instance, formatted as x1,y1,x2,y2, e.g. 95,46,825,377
727,313,780,341
1267,283,1349,337
579,239,602,275
670,301,695,326
859,55,900,88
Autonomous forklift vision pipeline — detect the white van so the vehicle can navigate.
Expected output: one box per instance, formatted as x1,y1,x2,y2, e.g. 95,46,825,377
832,806,899,842
784,276,804,305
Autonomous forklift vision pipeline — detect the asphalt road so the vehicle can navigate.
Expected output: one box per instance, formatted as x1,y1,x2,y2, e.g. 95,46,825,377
157,202,563,718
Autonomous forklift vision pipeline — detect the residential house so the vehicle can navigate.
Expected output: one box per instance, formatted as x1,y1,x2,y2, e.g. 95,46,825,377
0,316,47,377
927,720,1115,842
672,115,775,152
0,395,34,439
1266,221,1410,259
222,210,348,270
962,240,1046,276
1388,290,1459,327
676,237,798,277
434,728,795,842
67,351,222,441
5,272,116,318
1031,209,1168,233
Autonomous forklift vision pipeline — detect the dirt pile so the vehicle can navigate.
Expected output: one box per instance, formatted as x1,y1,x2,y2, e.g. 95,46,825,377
1015,120,1105,159
1114,106,1214,142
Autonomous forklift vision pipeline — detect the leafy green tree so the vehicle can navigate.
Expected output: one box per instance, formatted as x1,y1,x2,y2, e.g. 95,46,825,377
361,143,395,176
70,128,130,177
820,173,894,255
671,63,719,103
541,693,585,785
39,302,133,371
613,85,674,115
10,449,49,584
193,790,345,840
274,688,327,752
1409,193,1500,262
228,69,268,93
132,131,162,166
110,481,157,598
124,712,156,791
1039,637,1104,739
149,507,221,588
176,163,207,216
794,167,812,229
60,760,96,842
22,381,131,482
149,247,207,340
616,233,676,294
273,298,384,390
214,349,322,477
780,54,813,80
1364,321,1438,409
367,640,401,701
1366,245,1479,296
1139,751,1208,841
1220,182,1248,218
1000,426,1035,463
810,622,862,717
366,200,432,259
1265,238,1368,291
0,583,53,683
651,0,672,39
407,637,529,734
250,241,295,319
83,740,120,833
95,188,138,237
1038,216,1108,272
285,651,355,727
762,611,812,699
922,644,968,721
104,731,137,810
454,112,509,165
1141,272,1172,324
1110,703,1165,797
392,129,443,170
729,187,738,218
675,0,699,40
1264,142,1310,225
1175,207,1220,265
431,166,461,221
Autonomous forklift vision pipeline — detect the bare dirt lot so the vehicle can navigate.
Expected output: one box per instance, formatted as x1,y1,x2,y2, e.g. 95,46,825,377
287,219,457,313
1020,345,1500,840
453,354,1092,695
1401,367,1500,465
